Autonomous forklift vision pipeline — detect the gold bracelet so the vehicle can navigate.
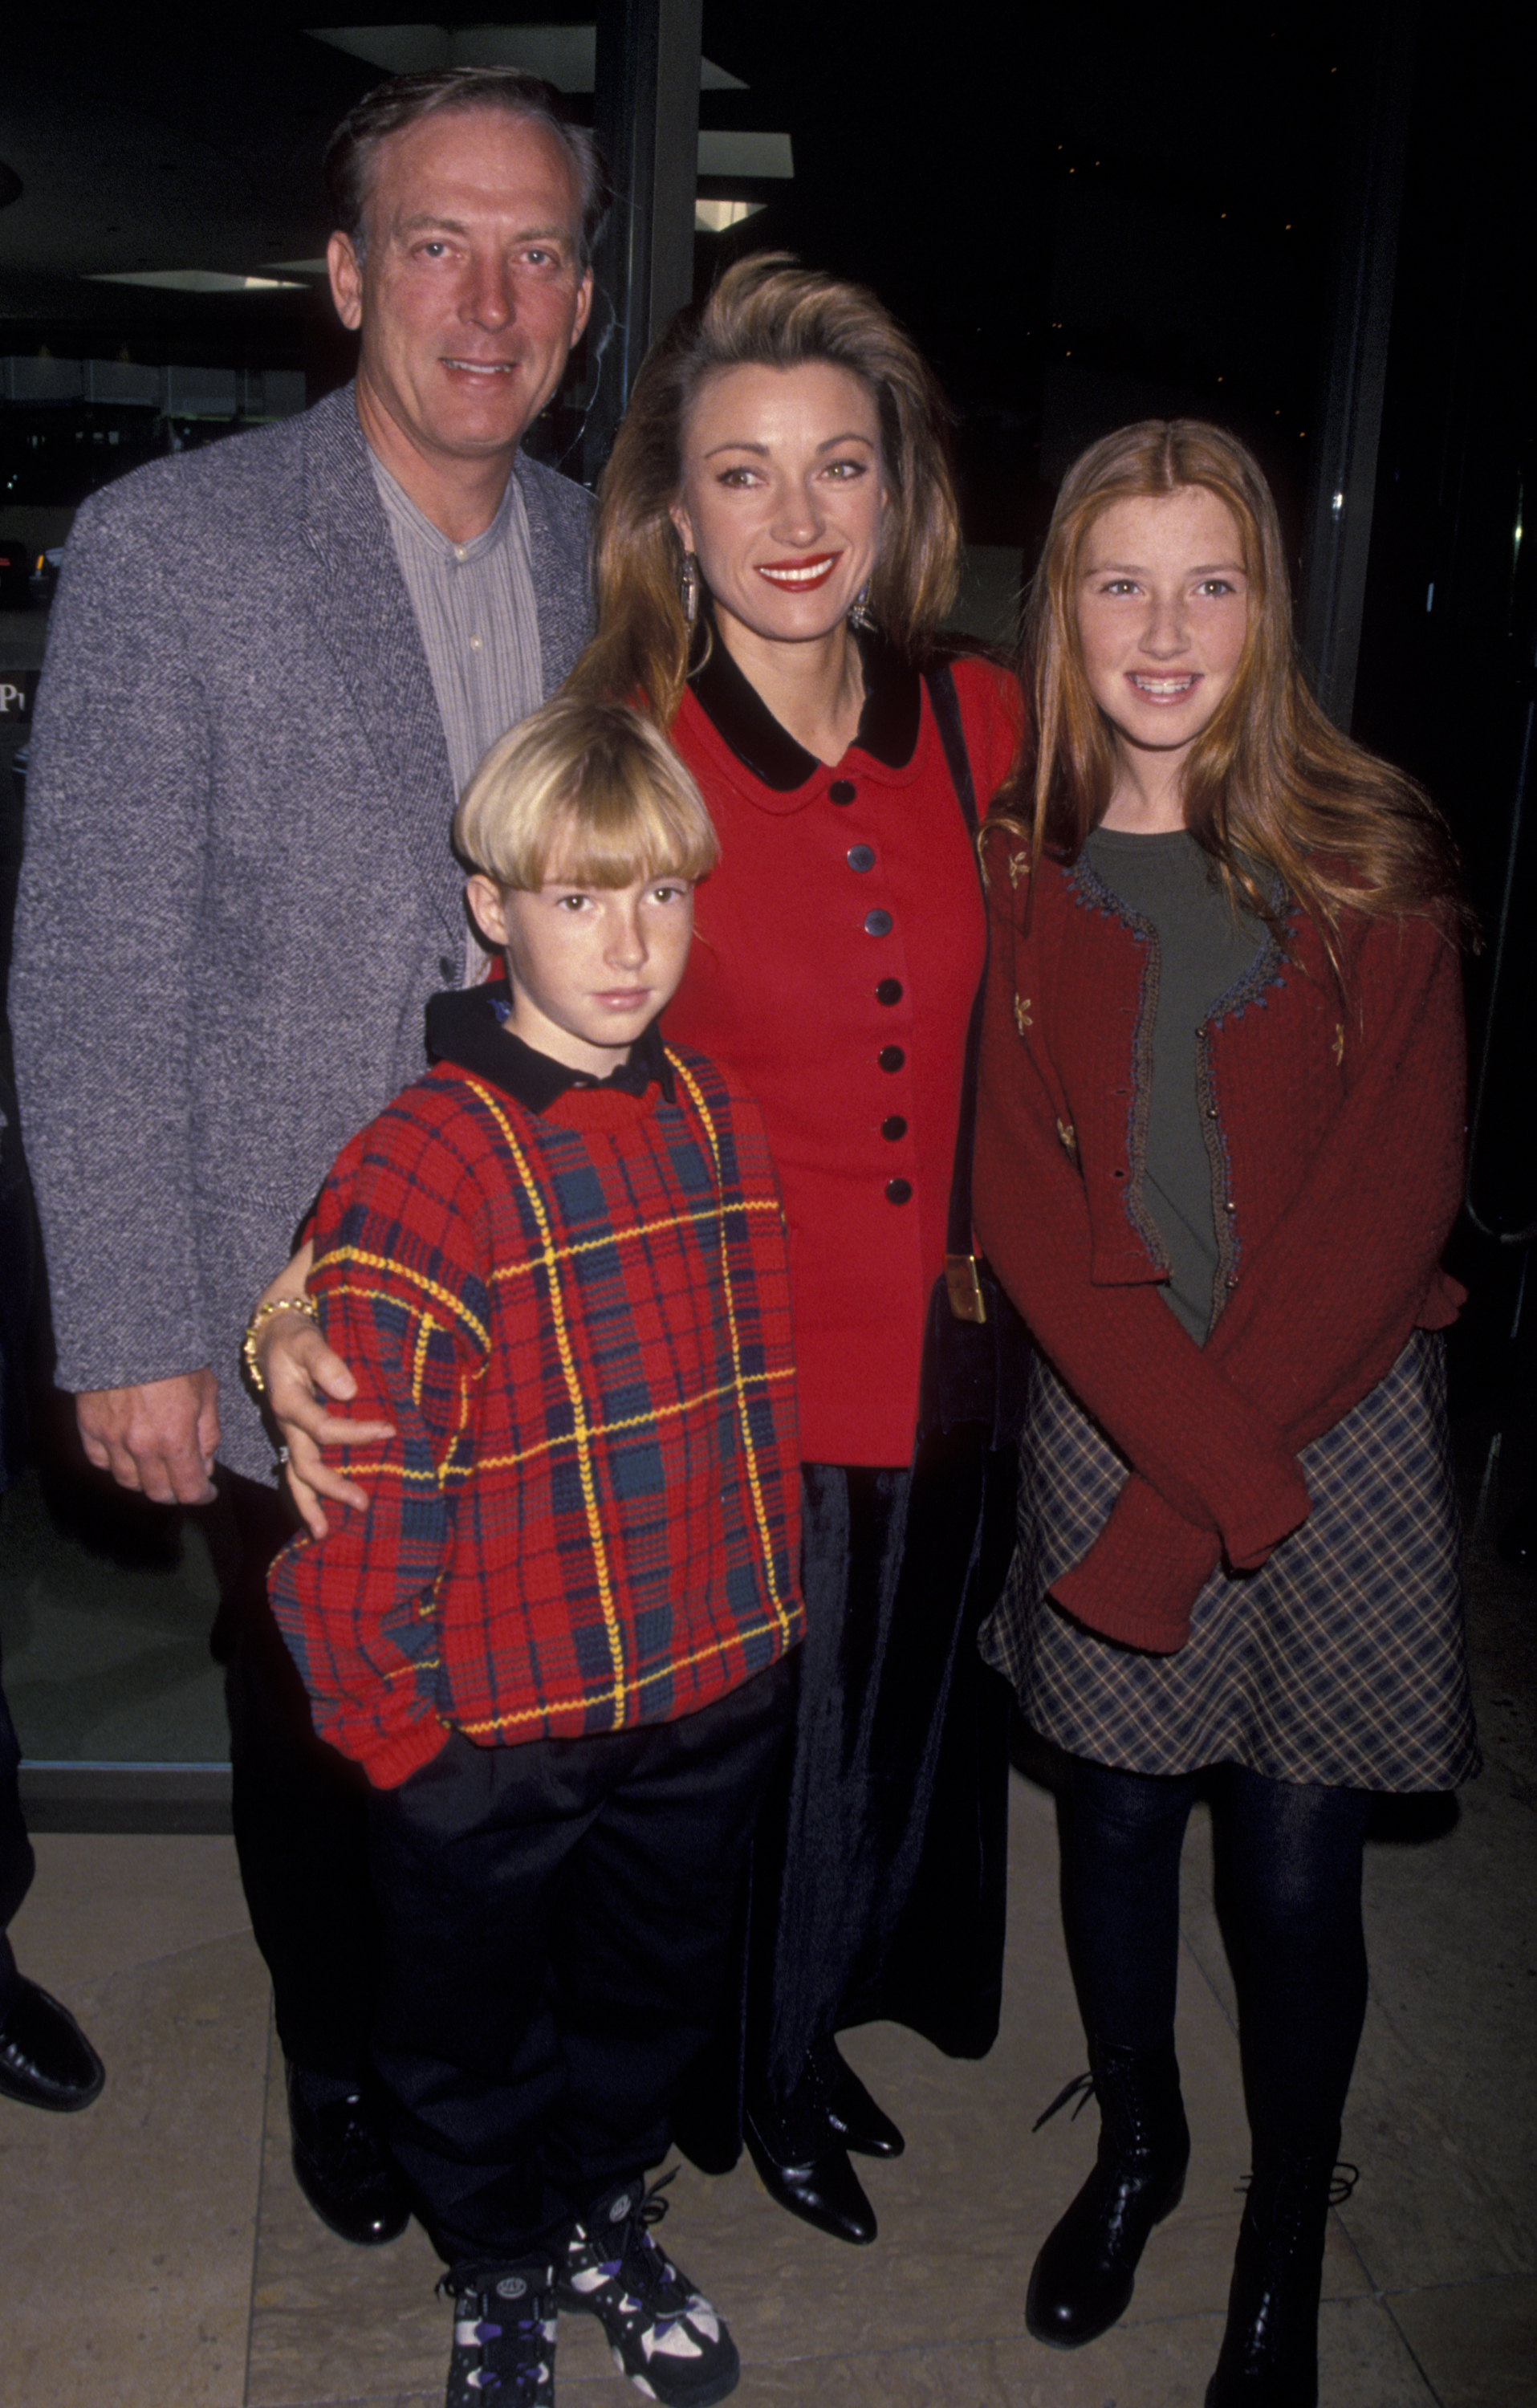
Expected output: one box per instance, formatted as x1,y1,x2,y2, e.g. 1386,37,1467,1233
242,1295,319,1397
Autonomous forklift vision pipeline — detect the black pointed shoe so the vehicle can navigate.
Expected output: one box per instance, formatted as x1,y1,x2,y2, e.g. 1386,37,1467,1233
0,1979,105,2112
743,2099,877,2244
807,2036,905,2159
1025,2037,1190,2349
286,2060,412,2247
1205,2151,1354,2406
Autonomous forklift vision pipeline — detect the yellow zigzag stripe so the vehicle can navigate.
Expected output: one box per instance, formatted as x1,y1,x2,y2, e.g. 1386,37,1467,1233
321,1247,491,1352
465,1079,628,1706
334,1357,798,1487
455,1613,793,1738
484,1194,784,1291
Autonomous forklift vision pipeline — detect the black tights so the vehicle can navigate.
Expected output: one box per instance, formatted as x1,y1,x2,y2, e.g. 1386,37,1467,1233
1059,1755,1371,2162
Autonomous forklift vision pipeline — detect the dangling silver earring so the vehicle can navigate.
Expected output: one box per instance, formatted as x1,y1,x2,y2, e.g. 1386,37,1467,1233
680,551,701,628
848,582,874,631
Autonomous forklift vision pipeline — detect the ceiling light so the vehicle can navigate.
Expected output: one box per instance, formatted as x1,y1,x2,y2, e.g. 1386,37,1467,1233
694,200,766,234
85,271,305,292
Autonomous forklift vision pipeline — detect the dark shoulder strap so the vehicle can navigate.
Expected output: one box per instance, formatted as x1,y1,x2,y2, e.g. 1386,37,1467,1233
926,658,978,831
924,659,985,1263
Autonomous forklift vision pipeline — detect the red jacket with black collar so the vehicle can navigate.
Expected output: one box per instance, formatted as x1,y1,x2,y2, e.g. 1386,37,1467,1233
665,637,1021,1466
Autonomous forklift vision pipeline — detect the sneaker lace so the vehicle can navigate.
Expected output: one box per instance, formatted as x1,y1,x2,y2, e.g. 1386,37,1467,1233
437,2268,553,2398
612,2170,692,2308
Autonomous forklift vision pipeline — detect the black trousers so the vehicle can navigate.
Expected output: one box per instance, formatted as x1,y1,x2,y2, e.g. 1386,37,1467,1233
220,1472,378,2086
0,1656,33,2015
367,1656,795,2266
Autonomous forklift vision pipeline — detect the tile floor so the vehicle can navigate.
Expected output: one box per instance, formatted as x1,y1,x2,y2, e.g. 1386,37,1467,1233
3,1606,1534,2408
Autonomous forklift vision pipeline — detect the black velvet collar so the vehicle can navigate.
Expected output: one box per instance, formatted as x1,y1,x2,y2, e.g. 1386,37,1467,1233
688,620,922,791
424,982,675,1115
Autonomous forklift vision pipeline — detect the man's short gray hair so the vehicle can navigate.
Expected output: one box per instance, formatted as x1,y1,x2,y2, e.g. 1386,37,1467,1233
323,66,609,267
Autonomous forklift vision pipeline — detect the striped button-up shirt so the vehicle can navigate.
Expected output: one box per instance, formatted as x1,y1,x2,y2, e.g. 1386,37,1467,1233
372,455,545,978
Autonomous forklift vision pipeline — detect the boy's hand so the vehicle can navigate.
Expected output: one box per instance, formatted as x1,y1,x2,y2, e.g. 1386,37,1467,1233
76,1369,221,1504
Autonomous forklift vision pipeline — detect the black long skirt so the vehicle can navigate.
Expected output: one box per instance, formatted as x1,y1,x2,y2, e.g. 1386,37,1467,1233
673,1426,1015,2171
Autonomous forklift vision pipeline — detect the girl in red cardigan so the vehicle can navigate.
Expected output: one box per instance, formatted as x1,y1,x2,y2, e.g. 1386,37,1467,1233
973,421,1477,2408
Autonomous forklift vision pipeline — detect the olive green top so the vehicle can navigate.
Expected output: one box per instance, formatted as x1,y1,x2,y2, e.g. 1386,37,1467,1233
1084,827,1264,1341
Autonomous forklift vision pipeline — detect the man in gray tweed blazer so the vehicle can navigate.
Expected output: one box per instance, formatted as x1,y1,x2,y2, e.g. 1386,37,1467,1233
9,67,601,2235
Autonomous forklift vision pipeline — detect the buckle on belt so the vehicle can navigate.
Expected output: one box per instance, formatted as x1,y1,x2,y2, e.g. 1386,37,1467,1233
944,1254,988,1324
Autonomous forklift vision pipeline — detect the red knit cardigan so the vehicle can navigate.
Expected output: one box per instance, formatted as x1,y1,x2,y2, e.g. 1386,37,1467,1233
973,828,1466,1651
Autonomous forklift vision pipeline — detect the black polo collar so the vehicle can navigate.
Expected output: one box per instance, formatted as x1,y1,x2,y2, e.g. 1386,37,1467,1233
425,982,675,1115
688,620,922,791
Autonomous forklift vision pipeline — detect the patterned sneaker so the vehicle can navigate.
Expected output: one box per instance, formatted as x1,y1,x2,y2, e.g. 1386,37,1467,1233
439,2258,557,2404
557,2173,739,2406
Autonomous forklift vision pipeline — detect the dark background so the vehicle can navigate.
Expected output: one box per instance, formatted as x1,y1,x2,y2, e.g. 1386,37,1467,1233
1,0,1533,1464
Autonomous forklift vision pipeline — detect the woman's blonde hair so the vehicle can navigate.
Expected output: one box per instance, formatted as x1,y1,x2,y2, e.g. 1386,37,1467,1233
453,696,719,890
569,252,963,725
1003,418,1470,951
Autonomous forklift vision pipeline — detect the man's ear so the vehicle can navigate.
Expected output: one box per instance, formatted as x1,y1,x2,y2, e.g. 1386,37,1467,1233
571,267,594,346
327,231,364,332
465,873,510,950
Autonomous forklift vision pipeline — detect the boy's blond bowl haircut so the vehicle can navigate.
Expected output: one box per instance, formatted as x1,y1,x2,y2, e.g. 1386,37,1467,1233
452,697,722,893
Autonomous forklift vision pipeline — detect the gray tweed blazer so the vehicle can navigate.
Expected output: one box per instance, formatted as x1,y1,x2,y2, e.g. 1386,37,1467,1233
10,384,593,1479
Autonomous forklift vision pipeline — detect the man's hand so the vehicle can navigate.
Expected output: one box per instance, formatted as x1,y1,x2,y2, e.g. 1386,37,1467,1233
76,1369,221,1505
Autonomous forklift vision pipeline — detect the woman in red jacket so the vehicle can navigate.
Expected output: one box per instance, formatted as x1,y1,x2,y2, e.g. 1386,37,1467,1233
974,421,1476,2407
567,254,1021,2245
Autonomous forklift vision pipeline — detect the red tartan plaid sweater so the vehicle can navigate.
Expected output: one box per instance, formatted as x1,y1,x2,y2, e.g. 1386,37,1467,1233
270,994,804,1788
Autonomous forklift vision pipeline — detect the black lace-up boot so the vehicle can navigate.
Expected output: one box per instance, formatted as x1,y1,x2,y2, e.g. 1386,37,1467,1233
1025,2036,1190,2348
1205,2151,1356,2406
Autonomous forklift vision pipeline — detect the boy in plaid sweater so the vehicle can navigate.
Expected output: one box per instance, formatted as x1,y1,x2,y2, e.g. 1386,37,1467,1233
268,698,803,2408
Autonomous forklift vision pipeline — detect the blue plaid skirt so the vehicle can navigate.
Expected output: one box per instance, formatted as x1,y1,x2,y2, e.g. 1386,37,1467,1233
980,1330,1478,1792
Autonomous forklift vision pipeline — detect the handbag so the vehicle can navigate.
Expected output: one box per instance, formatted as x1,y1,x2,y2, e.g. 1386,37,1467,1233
916,661,1031,1450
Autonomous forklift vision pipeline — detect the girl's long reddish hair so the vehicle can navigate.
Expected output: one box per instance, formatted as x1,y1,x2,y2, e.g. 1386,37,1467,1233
999,419,1472,957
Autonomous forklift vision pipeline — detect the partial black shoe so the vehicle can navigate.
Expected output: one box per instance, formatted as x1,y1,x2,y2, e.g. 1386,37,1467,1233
1205,2152,1355,2406
0,1978,105,2112
286,2060,412,2247
440,2256,556,2406
743,2093,877,2245
806,2035,905,2159
1025,2037,1190,2349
